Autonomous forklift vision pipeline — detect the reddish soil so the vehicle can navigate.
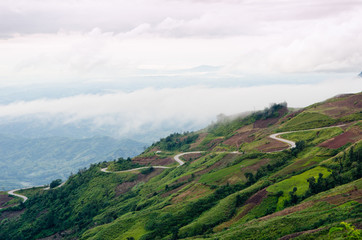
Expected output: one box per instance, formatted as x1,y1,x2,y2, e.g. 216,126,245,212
257,138,289,152
161,182,189,198
257,188,362,222
190,133,208,149
181,152,203,163
283,109,303,121
172,184,212,204
319,93,362,118
233,188,269,221
223,130,257,148
0,209,25,222
245,188,268,205
254,108,288,129
319,127,362,149
0,194,14,208
132,155,174,166
194,154,240,176
323,188,362,204
206,138,224,150
115,168,165,196
278,228,326,240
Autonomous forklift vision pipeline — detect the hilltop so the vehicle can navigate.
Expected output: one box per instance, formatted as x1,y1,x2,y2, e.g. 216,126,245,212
0,92,361,240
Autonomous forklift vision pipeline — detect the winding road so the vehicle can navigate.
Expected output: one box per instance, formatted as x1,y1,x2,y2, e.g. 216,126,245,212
268,124,345,151
5,124,345,205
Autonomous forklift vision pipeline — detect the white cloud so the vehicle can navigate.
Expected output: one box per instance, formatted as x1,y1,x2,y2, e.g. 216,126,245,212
0,79,360,137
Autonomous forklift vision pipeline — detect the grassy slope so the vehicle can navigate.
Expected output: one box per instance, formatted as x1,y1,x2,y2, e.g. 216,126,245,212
0,93,361,240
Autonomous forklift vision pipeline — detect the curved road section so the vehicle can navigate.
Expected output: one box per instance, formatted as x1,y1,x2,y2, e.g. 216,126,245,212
7,189,28,203
269,124,345,151
173,151,203,167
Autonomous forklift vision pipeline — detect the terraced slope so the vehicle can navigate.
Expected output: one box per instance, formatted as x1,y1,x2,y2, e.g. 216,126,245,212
0,92,361,240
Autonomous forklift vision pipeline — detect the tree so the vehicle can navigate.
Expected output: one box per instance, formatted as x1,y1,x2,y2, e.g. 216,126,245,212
50,179,62,188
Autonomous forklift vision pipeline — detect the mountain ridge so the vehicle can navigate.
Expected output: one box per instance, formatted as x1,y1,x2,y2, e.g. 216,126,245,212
0,92,361,240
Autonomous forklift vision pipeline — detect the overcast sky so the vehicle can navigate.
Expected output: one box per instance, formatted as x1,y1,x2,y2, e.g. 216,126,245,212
0,0,361,139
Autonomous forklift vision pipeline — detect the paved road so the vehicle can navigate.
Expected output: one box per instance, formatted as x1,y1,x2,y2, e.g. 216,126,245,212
7,188,29,203
268,124,345,151
173,151,204,167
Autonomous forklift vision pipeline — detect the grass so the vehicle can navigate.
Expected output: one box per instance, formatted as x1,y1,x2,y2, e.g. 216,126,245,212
198,158,260,185
280,127,344,146
267,166,332,209
17,186,46,198
278,112,337,131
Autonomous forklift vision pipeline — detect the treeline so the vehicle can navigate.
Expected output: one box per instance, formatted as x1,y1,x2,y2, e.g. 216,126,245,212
209,102,287,136
284,145,361,207
151,132,199,151
110,157,143,171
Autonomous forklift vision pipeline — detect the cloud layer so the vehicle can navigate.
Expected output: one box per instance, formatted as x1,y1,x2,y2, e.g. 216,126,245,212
0,79,360,139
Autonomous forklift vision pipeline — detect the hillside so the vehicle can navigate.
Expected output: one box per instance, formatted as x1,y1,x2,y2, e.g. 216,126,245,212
0,92,361,240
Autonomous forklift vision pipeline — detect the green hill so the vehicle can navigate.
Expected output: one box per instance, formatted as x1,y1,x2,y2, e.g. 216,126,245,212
0,92,361,240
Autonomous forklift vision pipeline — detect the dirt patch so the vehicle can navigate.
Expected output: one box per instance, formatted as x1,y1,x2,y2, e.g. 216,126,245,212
245,188,268,205
319,127,362,149
257,138,289,152
206,138,224,150
223,130,257,148
180,152,203,163
161,182,189,198
278,227,326,240
318,93,362,118
190,133,208,149
172,184,212,204
115,168,165,196
0,195,14,208
323,188,362,204
234,188,269,221
254,108,288,129
194,154,241,177
257,201,315,222
37,229,73,240
132,155,174,166
258,188,362,223
0,209,25,222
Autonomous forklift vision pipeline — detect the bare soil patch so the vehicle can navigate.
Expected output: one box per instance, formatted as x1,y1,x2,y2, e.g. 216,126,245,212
257,139,289,152
257,188,361,223
254,108,288,129
278,228,326,240
0,194,14,208
319,93,362,118
206,138,224,150
161,182,189,198
223,130,257,147
172,184,211,204
194,154,240,176
180,152,203,163
190,133,208,149
132,155,174,166
0,209,25,222
319,127,361,149
234,188,269,221
115,168,165,196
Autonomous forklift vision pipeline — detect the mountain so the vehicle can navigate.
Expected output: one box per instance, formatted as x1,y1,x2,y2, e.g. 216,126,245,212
0,92,361,240
0,135,146,190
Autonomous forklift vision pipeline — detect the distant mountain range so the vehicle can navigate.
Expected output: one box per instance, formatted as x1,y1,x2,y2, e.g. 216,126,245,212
0,135,145,190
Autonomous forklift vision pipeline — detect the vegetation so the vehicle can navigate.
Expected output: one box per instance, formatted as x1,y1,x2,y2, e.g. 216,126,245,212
0,93,361,240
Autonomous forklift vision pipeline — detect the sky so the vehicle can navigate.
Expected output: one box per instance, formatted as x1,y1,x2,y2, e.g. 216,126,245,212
0,0,361,140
